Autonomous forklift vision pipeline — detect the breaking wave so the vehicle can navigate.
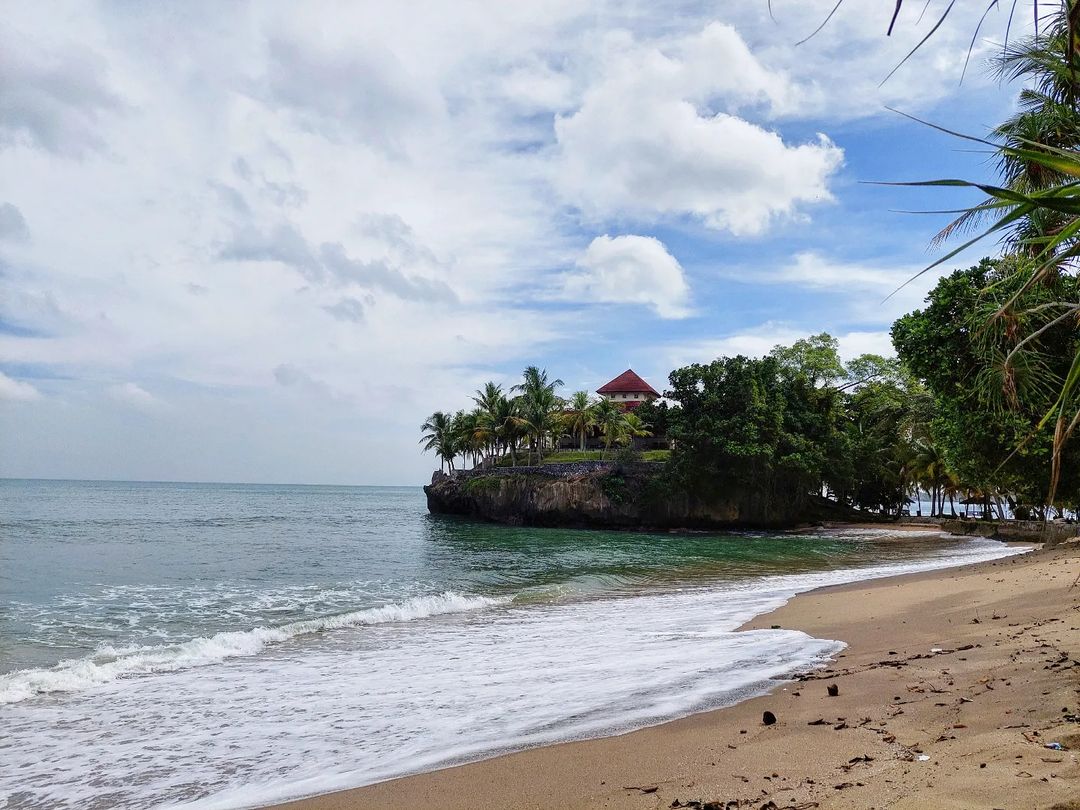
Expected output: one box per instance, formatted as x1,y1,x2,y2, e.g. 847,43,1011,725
0,591,506,704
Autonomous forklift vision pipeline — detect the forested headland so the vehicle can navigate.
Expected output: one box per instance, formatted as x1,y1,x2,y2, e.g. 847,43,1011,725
424,5,1080,525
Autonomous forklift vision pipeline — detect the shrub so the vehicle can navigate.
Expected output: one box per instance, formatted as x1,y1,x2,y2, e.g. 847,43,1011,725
462,476,501,496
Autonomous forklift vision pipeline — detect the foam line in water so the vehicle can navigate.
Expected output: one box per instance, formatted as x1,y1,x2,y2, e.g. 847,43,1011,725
0,591,506,704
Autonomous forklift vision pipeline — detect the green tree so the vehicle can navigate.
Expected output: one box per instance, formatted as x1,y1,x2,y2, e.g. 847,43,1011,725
593,398,626,460
563,391,596,451
620,412,653,446
419,411,458,473
892,258,1080,510
770,332,846,387
513,366,565,464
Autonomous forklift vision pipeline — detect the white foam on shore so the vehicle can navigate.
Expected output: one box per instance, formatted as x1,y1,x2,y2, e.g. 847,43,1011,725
0,538,1028,810
0,591,506,705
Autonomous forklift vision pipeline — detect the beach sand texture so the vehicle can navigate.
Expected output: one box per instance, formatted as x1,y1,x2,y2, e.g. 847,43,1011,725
270,544,1080,810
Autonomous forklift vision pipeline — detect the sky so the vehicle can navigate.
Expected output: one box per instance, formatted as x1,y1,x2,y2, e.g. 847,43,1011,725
0,1,1028,485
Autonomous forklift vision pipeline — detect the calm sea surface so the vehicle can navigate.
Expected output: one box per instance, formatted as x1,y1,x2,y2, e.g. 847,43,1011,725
0,479,1024,809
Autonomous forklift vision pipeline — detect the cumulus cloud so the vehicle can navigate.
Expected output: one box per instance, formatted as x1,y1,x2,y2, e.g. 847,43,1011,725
0,203,29,241
562,235,691,319
108,382,162,410
0,2,1016,483
554,24,844,235
0,370,41,401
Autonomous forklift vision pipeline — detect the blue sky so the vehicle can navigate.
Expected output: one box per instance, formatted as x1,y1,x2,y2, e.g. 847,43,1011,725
0,1,1029,484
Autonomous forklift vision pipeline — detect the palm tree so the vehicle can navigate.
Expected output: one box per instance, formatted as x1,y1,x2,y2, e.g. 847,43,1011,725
913,439,950,516
419,411,457,473
620,412,653,447
513,366,564,463
936,14,1080,251
593,398,626,460
563,391,596,451
472,382,504,417
496,396,527,466
454,409,488,469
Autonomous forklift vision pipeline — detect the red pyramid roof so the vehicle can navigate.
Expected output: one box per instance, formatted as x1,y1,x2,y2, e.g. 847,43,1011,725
596,369,660,397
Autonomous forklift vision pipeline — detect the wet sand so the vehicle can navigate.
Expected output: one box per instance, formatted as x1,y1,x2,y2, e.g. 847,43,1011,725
269,542,1080,810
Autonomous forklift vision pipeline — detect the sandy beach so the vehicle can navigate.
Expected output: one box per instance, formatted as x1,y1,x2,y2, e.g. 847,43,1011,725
269,541,1080,810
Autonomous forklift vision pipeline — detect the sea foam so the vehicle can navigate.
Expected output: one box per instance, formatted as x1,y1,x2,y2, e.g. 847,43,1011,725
0,591,505,705
0,538,1028,810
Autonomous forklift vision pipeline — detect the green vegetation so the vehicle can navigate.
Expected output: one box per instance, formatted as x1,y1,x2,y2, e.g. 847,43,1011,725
420,367,659,472
462,476,501,496
426,4,1080,517
663,335,932,517
893,3,1080,509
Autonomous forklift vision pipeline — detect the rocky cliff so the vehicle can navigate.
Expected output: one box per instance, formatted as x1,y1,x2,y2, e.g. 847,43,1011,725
423,462,824,530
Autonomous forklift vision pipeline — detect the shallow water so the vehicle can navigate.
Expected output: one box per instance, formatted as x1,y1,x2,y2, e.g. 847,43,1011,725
0,479,1025,809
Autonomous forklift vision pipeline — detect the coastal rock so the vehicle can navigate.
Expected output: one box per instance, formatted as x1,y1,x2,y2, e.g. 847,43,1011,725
423,463,830,530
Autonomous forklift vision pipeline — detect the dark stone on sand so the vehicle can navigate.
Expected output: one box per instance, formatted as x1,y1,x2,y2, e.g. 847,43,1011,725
827,684,840,697
762,711,777,725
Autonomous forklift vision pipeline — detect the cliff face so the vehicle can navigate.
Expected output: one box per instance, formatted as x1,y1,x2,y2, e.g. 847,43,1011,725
423,463,816,530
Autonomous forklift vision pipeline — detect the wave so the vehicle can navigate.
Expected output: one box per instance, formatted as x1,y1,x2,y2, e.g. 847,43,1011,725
0,591,506,705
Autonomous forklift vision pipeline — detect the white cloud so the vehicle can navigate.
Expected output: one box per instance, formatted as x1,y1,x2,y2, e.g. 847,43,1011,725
0,2,1016,483
739,251,954,324
554,24,844,235
109,382,162,411
661,323,895,370
0,371,41,401
562,235,690,319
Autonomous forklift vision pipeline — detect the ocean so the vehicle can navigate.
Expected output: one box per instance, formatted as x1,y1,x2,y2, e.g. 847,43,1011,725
0,479,1025,809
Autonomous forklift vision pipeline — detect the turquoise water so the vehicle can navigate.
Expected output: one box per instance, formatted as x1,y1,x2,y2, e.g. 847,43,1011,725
0,479,1024,809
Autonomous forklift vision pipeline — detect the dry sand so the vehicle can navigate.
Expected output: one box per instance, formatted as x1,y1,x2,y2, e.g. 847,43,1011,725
269,543,1080,810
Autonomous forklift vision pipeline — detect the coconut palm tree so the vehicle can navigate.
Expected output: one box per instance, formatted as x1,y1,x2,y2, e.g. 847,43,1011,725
472,382,504,418
593,398,626,460
563,391,596,451
496,396,527,466
419,411,458,473
935,13,1080,251
453,409,489,469
620,412,653,446
513,366,564,463
913,439,950,516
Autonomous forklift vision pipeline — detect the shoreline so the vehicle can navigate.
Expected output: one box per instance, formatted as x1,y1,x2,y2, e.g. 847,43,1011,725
267,539,1080,810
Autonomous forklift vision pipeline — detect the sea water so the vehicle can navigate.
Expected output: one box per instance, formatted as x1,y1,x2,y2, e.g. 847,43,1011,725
0,479,1026,809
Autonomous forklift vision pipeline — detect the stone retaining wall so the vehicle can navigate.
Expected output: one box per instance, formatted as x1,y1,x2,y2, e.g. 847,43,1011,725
942,518,1080,546
447,461,663,480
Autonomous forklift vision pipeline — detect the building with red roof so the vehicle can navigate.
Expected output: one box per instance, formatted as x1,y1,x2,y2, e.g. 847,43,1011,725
596,369,660,411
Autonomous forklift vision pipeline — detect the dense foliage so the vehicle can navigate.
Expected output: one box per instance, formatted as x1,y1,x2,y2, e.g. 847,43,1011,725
893,258,1080,512
662,335,934,516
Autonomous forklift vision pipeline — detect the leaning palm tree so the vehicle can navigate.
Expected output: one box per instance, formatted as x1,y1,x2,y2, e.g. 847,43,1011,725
563,391,596,451
419,411,457,473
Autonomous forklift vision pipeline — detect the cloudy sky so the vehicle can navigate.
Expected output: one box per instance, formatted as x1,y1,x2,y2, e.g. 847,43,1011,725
1,1,1023,485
